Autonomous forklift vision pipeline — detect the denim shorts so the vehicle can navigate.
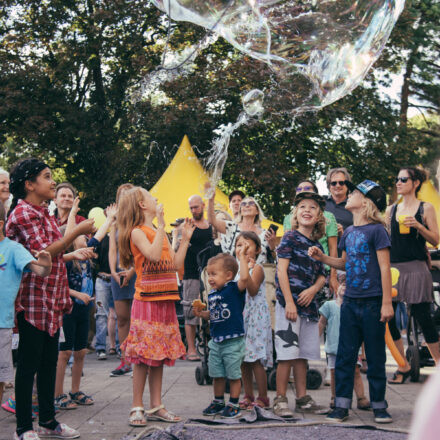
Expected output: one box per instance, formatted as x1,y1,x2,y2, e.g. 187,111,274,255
208,337,245,380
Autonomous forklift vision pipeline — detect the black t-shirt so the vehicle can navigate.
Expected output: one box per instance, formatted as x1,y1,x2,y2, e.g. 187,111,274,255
93,234,111,274
184,225,213,279
390,203,427,263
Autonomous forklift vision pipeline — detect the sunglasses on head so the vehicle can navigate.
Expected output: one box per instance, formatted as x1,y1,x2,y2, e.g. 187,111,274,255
241,200,256,207
330,180,346,187
296,185,315,192
395,176,411,183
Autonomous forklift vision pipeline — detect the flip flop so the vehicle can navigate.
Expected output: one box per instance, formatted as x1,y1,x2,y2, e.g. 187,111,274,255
187,354,201,362
146,404,181,423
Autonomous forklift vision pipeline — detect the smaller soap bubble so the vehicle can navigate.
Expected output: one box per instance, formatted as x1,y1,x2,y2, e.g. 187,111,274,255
242,89,264,117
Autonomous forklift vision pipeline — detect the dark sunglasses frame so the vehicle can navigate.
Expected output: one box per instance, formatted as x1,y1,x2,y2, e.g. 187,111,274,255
395,176,411,183
240,201,256,207
330,180,346,187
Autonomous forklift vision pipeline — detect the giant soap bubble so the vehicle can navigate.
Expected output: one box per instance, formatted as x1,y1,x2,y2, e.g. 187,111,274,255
152,0,405,114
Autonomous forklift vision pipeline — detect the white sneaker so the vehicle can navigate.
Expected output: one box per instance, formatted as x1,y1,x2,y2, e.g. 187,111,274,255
36,423,80,438
13,431,41,440
96,350,107,360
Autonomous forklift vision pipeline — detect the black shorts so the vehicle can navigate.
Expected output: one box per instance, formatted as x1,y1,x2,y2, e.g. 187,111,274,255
59,303,90,352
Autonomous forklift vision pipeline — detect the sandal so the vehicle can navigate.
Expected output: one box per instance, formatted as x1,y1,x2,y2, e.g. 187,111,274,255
129,406,147,427
69,391,94,405
239,395,254,410
253,396,270,409
388,370,411,384
54,394,77,410
108,348,117,356
146,404,181,423
187,354,201,362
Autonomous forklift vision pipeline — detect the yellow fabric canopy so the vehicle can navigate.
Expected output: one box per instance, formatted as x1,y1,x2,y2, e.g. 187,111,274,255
150,135,283,234
418,180,440,248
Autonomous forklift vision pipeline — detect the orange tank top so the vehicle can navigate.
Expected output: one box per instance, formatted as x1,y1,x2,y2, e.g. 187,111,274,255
131,225,179,302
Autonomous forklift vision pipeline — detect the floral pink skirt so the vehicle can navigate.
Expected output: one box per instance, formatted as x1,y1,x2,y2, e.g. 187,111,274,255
121,299,186,366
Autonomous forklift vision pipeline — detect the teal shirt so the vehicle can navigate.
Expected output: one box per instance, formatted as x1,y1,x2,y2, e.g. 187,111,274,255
319,300,340,355
283,210,338,256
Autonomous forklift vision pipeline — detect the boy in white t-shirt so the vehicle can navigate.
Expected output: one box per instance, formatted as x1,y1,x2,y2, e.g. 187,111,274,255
0,201,52,406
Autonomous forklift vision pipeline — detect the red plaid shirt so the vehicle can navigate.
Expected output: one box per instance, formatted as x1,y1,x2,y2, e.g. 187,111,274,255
6,199,72,336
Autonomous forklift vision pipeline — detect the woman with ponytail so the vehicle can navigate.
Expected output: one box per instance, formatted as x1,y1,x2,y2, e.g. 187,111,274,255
6,158,95,440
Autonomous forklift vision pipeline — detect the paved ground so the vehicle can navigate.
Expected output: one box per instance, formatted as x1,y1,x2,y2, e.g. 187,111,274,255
0,347,433,440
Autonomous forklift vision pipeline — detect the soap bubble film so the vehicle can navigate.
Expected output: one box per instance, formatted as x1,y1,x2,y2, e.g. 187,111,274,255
152,0,405,114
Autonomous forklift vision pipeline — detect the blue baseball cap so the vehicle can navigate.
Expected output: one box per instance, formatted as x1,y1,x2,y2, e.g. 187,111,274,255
345,179,387,211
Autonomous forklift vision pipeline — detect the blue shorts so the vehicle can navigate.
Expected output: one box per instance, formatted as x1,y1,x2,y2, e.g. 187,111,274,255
59,303,90,352
208,337,245,380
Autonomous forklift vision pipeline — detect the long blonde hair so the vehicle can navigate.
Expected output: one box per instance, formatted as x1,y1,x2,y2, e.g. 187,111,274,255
290,204,326,241
117,186,145,269
363,198,386,226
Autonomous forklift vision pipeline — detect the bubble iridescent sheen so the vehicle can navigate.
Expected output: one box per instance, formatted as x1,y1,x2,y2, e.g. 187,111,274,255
152,0,405,113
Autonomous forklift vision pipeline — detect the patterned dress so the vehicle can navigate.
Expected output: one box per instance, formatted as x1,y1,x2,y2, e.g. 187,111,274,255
242,266,273,367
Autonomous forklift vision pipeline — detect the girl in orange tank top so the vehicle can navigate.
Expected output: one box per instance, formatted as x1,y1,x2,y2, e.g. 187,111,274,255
117,186,195,426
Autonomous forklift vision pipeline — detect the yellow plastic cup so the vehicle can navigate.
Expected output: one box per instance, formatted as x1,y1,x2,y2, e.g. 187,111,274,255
398,214,410,234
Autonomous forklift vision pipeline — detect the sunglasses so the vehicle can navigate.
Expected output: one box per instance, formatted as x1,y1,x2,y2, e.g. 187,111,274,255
395,177,411,183
296,185,315,192
241,201,256,207
330,181,346,187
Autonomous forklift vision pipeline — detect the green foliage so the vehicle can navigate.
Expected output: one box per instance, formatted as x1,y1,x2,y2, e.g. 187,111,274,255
0,0,439,221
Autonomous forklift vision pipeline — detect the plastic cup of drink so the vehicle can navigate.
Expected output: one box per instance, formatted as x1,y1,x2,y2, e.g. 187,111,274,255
398,214,410,234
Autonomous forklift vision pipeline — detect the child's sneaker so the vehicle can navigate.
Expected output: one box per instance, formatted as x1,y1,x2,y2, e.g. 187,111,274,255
273,395,294,418
36,423,80,438
221,403,241,419
13,431,41,440
202,400,225,416
295,395,326,414
325,407,349,423
374,408,393,423
110,361,132,377
1,395,16,414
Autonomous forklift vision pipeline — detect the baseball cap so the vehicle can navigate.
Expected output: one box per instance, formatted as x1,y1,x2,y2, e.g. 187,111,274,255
345,179,387,211
293,191,326,210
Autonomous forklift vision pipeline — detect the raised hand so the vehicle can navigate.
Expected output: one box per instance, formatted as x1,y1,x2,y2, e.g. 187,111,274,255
204,181,215,200
70,197,80,216
75,218,96,236
72,247,97,261
308,246,323,260
105,203,118,222
181,218,196,241
156,203,165,228
33,250,52,269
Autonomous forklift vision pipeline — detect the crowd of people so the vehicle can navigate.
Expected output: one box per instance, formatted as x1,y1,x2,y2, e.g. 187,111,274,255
0,159,439,439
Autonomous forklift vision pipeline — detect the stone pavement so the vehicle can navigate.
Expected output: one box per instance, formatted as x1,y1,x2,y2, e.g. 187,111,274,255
0,349,432,440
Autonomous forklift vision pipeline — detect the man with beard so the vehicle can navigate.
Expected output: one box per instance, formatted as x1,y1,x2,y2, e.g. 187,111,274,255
183,195,212,361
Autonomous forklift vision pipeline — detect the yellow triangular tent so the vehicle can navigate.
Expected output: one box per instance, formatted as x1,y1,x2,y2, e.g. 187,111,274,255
150,135,283,234
418,180,440,248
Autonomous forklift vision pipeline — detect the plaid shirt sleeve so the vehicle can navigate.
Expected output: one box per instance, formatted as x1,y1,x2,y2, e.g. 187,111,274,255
6,201,71,336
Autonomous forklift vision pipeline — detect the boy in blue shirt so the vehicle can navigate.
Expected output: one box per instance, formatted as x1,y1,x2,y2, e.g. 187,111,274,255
0,201,52,408
194,250,249,418
309,180,394,424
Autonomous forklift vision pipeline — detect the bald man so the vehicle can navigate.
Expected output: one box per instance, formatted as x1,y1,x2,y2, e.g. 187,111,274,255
183,195,212,361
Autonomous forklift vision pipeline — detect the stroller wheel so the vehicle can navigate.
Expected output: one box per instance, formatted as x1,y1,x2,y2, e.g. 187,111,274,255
202,364,212,385
268,369,277,391
306,369,322,390
406,346,420,382
195,365,205,385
